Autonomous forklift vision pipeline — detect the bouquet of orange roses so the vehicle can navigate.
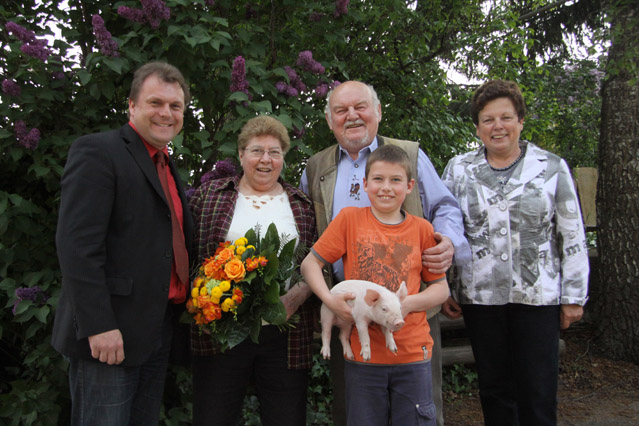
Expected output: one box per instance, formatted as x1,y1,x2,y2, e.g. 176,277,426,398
186,223,299,351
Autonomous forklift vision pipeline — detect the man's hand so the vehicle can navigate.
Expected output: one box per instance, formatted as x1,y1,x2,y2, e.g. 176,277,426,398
441,297,463,319
88,329,125,365
280,281,313,320
422,232,454,274
560,304,584,329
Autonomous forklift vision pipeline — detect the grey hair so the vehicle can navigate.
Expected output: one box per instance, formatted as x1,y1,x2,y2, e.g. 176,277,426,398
324,81,381,122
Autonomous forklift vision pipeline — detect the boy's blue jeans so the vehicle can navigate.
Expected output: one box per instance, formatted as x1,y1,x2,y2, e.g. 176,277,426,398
344,360,437,426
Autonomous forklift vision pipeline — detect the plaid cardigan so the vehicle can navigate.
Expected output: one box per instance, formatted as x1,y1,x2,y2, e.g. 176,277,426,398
188,173,318,369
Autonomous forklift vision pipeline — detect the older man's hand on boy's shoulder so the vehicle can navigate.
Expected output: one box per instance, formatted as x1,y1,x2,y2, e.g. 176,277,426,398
422,232,454,274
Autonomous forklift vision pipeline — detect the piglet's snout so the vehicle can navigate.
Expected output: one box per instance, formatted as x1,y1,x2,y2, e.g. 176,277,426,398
391,318,405,330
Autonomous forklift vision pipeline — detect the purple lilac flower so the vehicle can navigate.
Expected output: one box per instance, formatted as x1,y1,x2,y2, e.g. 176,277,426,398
335,0,349,17
118,6,147,24
2,79,21,97
201,159,237,184
141,0,171,29
275,81,288,93
21,128,41,150
12,286,48,315
330,80,341,90
284,66,306,93
309,12,325,22
314,82,329,98
205,0,215,5
52,71,66,80
230,56,250,95
118,0,170,28
200,170,216,184
285,86,299,97
14,121,28,139
20,40,51,61
5,22,36,43
284,66,299,83
14,120,40,150
213,159,238,179
296,50,325,75
6,22,50,61
92,15,120,57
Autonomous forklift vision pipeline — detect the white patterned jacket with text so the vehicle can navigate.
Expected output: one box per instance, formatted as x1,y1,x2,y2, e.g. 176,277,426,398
442,141,589,306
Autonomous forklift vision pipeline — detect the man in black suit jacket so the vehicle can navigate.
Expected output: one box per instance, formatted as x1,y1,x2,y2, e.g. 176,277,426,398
52,62,194,425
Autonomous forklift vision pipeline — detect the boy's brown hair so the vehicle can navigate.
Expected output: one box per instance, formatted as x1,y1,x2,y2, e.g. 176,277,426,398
365,144,412,181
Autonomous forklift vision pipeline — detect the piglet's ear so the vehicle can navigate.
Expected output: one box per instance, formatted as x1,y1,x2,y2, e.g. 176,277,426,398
364,289,381,306
397,281,408,301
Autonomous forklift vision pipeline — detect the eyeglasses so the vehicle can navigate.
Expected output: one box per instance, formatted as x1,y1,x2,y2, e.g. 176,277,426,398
245,147,284,159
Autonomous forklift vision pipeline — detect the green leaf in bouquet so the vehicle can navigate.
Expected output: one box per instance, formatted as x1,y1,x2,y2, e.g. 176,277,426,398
263,279,281,304
262,223,281,251
242,270,258,284
244,227,257,242
223,322,251,350
241,246,256,261
260,303,287,326
249,315,262,344
263,252,279,281
279,237,297,263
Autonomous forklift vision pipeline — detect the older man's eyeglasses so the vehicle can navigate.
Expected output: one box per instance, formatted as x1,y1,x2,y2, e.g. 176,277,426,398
245,147,284,159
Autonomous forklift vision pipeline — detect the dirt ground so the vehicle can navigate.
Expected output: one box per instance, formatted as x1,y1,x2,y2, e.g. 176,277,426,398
443,322,639,425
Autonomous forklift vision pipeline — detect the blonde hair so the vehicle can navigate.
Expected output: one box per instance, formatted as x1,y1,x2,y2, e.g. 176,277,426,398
237,115,290,152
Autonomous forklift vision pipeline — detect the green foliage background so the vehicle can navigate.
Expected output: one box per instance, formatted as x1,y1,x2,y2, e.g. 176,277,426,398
1,0,606,424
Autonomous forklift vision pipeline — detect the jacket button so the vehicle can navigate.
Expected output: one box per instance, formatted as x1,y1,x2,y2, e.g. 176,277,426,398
165,251,172,258
500,253,509,261
500,228,508,235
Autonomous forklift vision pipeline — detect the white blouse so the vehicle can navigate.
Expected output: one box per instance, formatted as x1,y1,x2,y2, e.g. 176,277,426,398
227,191,299,250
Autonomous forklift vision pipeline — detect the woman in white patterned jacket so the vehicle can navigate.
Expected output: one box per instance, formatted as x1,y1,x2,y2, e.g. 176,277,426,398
441,80,589,426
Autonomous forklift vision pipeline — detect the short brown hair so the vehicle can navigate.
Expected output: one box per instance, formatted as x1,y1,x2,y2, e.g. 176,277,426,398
129,61,190,104
471,80,526,125
237,115,291,152
365,144,412,181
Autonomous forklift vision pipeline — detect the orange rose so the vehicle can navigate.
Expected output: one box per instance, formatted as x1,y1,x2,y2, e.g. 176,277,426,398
216,247,235,263
224,258,246,281
204,262,217,278
203,304,221,322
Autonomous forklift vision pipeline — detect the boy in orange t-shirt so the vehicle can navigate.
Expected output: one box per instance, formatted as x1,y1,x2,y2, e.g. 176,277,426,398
301,144,449,426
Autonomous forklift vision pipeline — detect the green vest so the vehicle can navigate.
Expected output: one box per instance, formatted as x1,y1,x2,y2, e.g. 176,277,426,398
305,135,423,236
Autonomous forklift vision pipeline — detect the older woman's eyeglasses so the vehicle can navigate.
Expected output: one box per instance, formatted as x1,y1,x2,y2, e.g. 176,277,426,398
245,147,284,159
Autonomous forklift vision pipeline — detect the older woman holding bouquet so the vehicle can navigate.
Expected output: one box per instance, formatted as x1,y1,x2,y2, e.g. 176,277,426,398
441,80,589,426
188,115,316,426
